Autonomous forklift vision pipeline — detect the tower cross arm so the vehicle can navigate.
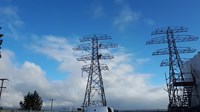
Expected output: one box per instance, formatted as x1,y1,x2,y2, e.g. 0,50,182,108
77,53,114,61
152,47,196,55
73,43,91,51
146,35,199,45
98,53,114,60
99,42,118,49
151,26,188,35
146,36,167,45
77,54,92,61
174,35,199,42
160,58,191,67
82,64,109,73
80,34,112,42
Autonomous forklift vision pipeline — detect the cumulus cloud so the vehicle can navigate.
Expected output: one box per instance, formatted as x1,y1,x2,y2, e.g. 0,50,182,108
30,36,168,109
30,35,82,75
104,53,167,110
0,49,85,109
0,35,168,110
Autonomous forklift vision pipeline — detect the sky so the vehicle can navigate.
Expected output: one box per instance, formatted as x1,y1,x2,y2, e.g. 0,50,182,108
0,0,200,110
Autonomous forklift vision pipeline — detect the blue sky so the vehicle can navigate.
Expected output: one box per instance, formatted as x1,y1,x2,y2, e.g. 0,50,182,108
0,0,200,110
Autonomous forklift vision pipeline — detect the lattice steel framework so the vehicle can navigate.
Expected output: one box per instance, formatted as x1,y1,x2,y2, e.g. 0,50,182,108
146,26,199,112
73,34,117,109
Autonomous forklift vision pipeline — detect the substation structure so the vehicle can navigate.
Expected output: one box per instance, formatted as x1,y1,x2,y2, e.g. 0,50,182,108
73,34,118,109
146,26,199,112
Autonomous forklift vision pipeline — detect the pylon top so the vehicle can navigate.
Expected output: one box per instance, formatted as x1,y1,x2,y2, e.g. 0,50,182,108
79,34,111,42
151,26,189,35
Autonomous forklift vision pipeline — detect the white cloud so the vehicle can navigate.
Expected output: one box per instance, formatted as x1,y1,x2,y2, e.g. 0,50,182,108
0,6,24,39
0,35,168,110
136,58,150,65
30,35,82,75
113,5,141,31
113,1,155,29
30,37,168,109
0,6,19,19
104,53,167,109
0,49,85,109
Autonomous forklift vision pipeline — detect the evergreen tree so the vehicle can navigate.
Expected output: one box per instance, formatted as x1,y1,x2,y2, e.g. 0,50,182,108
19,90,43,110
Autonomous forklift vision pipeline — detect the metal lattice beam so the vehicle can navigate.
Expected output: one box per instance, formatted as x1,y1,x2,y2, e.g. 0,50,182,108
160,58,191,67
77,53,114,61
151,26,188,35
146,35,199,45
80,34,112,42
152,47,196,55
82,64,109,73
73,42,118,51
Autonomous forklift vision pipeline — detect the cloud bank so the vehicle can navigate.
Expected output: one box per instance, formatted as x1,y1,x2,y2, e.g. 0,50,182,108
0,35,168,110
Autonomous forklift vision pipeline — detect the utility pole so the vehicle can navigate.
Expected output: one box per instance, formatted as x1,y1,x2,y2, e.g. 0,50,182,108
49,99,55,112
73,34,117,109
0,78,8,102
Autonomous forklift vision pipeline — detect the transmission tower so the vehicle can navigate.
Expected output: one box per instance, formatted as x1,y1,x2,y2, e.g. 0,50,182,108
0,27,3,58
73,34,117,109
146,26,199,112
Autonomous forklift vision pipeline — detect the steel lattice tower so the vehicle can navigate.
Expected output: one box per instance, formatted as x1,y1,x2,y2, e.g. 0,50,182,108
146,26,199,112
73,34,117,109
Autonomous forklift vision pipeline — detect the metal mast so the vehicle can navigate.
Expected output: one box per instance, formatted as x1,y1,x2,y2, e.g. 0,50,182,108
73,34,117,109
146,26,199,112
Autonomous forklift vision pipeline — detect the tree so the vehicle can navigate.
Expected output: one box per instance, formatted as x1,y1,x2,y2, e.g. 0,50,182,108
19,90,43,110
